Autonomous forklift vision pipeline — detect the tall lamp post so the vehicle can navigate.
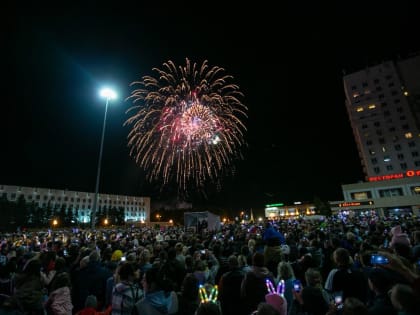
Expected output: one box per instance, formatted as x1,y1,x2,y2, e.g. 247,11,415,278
91,88,117,229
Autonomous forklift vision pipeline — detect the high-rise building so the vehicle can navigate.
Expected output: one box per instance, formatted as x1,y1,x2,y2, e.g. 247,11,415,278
330,55,420,216
343,54,420,181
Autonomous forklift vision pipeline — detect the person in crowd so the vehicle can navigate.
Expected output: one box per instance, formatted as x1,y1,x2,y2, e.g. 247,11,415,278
342,297,368,315
377,251,420,294
138,249,153,279
218,254,245,315
366,268,396,315
174,243,186,269
411,231,420,261
388,283,420,315
160,247,186,292
293,268,330,315
241,252,275,315
276,261,295,315
44,271,73,315
193,260,209,286
40,251,57,289
111,262,142,315
324,247,368,303
13,253,45,315
133,266,178,315
76,251,112,312
176,273,199,315
104,261,118,309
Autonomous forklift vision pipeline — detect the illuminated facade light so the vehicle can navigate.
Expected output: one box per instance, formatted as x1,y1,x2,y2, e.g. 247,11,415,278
368,104,376,109
405,132,413,139
356,107,364,112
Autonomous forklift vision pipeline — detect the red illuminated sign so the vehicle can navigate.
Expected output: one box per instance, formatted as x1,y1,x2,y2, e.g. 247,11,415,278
368,170,420,182
339,201,374,207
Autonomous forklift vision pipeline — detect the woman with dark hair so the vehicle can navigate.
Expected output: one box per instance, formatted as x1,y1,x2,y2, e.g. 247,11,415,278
133,266,178,315
177,273,199,315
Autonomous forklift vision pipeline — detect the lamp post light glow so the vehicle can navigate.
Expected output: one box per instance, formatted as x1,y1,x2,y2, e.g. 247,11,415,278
92,87,117,229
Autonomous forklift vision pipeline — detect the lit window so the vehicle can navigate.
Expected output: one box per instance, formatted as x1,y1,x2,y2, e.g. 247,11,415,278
368,104,376,109
405,132,413,139
383,156,391,162
356,107,364,112
382,147,387,152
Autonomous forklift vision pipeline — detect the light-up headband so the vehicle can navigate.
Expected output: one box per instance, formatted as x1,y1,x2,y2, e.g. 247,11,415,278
265,279,285,296
199,284,218,304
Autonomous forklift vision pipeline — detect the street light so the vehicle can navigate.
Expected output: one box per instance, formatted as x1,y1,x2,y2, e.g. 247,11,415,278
91,87,117,229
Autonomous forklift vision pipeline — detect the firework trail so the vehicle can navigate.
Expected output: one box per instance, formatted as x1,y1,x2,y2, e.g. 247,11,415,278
125,58,248,191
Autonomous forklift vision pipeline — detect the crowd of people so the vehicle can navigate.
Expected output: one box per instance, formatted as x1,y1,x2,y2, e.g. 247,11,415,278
0,213,419,315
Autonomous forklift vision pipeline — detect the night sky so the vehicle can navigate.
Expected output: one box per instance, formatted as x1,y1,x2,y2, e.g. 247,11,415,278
3,2,420,212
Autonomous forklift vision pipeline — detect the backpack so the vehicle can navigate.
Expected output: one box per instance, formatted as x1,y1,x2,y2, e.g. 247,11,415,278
112,283,143,315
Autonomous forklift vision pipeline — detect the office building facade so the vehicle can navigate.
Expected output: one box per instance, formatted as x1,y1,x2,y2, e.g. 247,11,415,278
0,184,151,224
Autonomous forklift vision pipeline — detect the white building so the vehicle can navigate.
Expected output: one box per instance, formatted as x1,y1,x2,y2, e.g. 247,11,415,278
0,184,150,224
330,177,420,216
332,54,420,216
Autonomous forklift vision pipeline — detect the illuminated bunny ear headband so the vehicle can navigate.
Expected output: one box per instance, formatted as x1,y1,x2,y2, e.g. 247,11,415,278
266,279,285,296
199,284,218,304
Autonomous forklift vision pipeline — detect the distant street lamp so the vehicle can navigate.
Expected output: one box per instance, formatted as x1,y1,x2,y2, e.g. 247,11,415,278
52,219,58,227
92,88,117,229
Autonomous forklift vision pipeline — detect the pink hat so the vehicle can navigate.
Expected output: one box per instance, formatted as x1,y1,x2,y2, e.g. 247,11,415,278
390,225,402,236
265,293,287,315
390,233,410,247
389,225,411,248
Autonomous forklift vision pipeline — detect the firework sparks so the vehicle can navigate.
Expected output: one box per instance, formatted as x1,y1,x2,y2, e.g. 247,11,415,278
125,58,248,190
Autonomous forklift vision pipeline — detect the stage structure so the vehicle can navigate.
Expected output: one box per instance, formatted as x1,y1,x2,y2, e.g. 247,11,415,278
184,211,221,232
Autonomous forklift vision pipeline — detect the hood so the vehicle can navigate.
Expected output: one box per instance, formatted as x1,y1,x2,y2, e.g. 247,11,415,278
145,290,171,314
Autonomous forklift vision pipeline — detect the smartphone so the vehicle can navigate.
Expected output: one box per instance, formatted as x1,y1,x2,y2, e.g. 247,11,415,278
63,249,68,256
293,279,301,292
200,250,206,254
334,293,343,309
370,254,389,265
121,256,126,262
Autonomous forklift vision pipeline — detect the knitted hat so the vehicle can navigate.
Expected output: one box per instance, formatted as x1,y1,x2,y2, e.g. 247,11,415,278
111,250,123,262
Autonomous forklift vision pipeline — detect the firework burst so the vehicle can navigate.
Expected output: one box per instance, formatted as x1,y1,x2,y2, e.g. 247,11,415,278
125,58,248,191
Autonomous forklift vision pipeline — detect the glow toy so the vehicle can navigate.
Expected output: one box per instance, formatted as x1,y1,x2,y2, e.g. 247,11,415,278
199,284,218,304
265,279,285,296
